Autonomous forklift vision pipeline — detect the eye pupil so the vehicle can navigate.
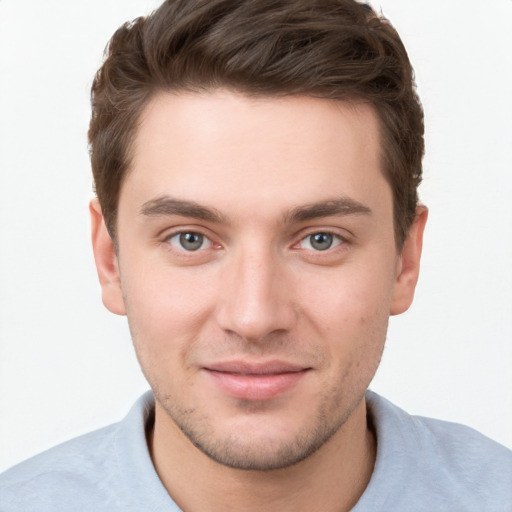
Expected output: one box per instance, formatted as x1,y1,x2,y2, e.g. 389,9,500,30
310,232,333,251
180,232,203,251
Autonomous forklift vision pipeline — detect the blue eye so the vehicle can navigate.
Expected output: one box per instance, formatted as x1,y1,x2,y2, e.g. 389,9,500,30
168,232,212,251
300,232,342,251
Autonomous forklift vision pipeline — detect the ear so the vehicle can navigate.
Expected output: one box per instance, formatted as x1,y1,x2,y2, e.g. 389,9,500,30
90,199,126,316
390,205,428,316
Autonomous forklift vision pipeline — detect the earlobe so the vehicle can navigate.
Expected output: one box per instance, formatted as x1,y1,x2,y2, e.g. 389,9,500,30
89,199,126,316
390,205,428,316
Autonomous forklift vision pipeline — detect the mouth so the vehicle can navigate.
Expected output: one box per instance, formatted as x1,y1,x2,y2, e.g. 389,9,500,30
203,361,311,401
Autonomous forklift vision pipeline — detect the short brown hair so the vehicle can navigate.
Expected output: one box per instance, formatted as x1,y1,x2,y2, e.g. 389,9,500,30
89,0,423,248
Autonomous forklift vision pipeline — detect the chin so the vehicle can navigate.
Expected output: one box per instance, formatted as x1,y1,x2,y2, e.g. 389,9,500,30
191,430,335,471
163,398,352,471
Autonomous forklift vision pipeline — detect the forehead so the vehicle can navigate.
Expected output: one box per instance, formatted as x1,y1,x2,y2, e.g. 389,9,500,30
121,90,390,221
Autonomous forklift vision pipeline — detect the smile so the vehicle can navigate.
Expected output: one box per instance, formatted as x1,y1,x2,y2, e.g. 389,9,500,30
203,361,311,401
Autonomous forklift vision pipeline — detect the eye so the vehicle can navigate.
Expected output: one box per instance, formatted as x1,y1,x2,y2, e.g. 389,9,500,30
168,231,212,251
299,232,343,251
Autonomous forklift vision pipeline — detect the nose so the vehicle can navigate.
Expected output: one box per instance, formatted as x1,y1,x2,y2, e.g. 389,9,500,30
215,246,298,343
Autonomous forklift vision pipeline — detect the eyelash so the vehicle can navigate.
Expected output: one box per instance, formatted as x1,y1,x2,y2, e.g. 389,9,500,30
167,231,213,252
163,229,347,255
296,232,345,252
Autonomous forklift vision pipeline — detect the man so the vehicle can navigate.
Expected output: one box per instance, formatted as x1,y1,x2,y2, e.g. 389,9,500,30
1,0,511,510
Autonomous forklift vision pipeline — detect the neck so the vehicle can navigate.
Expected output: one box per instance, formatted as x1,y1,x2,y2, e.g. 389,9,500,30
149,397,376,512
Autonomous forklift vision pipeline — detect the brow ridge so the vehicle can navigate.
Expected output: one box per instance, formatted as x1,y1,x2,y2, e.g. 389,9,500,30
285,198,372,223
140,196,226,223
140,195,371,225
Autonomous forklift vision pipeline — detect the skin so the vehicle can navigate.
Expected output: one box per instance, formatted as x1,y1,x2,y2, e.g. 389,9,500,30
91,90,427,512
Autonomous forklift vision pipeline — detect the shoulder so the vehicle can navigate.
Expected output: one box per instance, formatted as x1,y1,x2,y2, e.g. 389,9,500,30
358,391,512,511
367,390,512,469
409,411,512,494
0,392,163,512
0,423,121,510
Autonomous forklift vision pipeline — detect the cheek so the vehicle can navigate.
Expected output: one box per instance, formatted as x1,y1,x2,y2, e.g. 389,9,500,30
119,257,220,364
302,264,395,333
122,248,216,321
297,264,394,388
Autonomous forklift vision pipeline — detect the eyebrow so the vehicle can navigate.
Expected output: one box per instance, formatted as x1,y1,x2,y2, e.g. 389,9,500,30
140,196,226,223
139,195,372,225
285,198,372,223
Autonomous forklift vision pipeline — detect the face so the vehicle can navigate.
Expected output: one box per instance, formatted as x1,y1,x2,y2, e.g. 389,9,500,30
92,90,425,471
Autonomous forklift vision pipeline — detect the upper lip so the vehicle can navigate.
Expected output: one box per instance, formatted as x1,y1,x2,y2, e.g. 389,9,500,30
204,360,309,375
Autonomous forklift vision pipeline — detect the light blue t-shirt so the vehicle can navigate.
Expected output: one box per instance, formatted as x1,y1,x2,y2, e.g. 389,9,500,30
1,391,511,511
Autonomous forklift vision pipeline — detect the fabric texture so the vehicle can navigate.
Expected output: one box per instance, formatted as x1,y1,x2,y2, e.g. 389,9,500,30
1,391,511,511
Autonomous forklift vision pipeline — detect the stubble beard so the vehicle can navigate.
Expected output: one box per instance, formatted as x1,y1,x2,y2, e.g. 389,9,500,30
128,308,387,472
152,378,368,471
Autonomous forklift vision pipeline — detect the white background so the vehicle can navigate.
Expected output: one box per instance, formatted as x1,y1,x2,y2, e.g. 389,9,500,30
0,0,511,472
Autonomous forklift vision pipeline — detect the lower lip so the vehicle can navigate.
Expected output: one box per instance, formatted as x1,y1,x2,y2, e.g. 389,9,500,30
205,370,308,401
